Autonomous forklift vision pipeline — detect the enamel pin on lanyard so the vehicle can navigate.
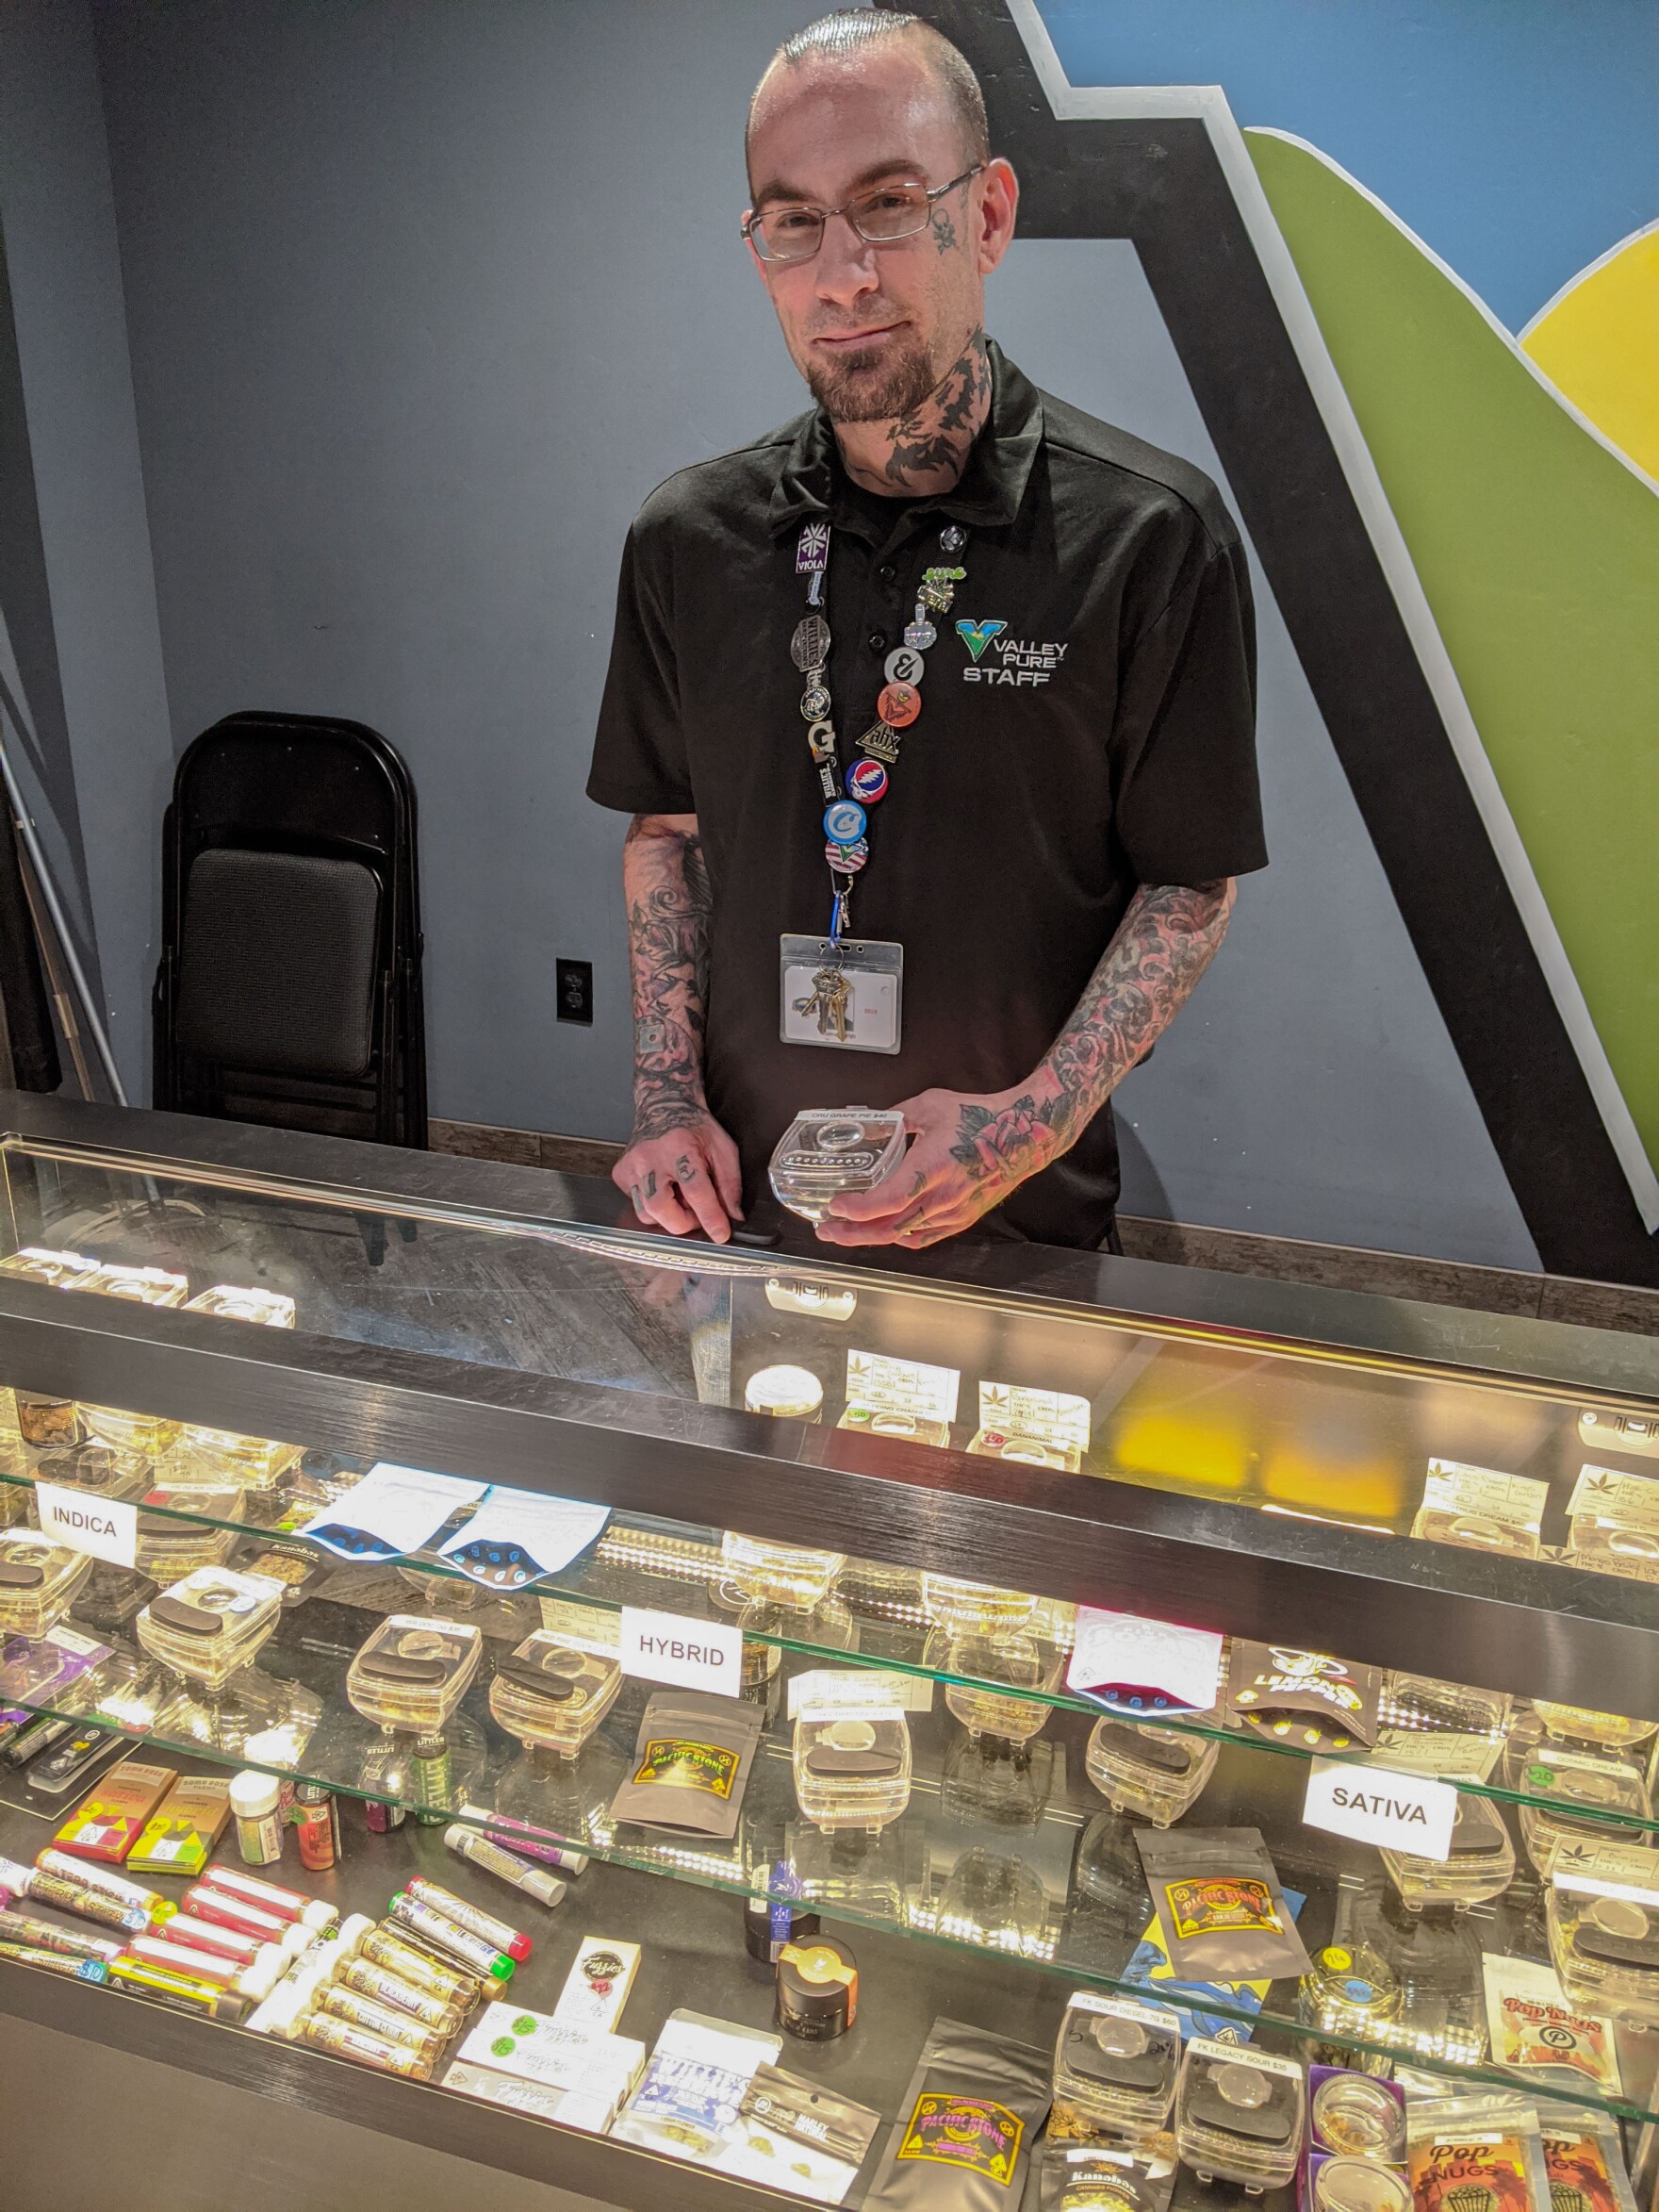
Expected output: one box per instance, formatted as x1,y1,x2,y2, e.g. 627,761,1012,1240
780,519,967,1053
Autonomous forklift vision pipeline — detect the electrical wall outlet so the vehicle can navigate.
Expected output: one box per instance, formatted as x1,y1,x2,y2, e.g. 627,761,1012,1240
555,959,593,1025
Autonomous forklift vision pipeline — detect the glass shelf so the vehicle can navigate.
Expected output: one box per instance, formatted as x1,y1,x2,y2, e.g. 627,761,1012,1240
4,1593,1658,2124
5,1452,1659,1840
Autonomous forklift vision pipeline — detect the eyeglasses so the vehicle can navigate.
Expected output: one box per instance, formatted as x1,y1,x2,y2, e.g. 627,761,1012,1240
743,164,984,264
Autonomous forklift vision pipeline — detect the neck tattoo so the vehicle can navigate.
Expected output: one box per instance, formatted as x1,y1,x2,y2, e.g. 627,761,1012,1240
838,329,992,497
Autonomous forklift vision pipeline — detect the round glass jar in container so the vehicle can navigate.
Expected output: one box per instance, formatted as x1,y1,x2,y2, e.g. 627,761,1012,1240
0,1528,94,1636
487,1631,621,1758
1297,1942,1403,2072
1315,2162,1412,2212
920,1572,1038,1636
793,1710,911,1834
935,1631,1054,1745
346,1614,483,1734
1311,2072,1406,2162
136,1565,287,1691
1382,1789,1515,1912
1175,2039,1306,2192
1084,1716,1219,1827
743,1366,824,1422
1517,1749,1651,1875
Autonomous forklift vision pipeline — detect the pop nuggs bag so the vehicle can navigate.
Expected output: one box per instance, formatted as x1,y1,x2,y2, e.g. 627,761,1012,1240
866,2015,1050,2207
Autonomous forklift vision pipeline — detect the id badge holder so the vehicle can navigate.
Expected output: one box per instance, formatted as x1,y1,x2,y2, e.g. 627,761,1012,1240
780,935,903,1054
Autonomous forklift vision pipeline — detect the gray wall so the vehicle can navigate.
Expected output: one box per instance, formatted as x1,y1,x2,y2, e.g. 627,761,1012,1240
3,0,1539,1266
0,0,172,1101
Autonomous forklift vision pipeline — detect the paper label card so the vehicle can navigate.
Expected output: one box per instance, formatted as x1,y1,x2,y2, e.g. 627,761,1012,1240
618,1607,741,1698
788,1668,933,1719
1373,1728,1503,1782
1569,1463,1659,1530
538,1596,622,1657
300,1462,487,1561
845,1350,959,1426
35,1481,137,1570
1304,1758,1457,1860
1067,1607,1224,1716
978,1382,1091,1452
437,1489,609,1591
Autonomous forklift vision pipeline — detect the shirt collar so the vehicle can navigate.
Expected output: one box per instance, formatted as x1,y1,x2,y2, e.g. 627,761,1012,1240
767,339,1043,539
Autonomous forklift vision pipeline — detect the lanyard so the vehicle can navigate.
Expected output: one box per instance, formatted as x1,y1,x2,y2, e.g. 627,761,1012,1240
793,518,969,943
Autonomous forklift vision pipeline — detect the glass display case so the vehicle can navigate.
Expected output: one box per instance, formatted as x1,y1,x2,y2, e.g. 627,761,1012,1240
0,1094,1656,2212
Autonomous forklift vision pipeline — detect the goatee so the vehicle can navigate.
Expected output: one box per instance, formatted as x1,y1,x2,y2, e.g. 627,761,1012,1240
805,330,940,425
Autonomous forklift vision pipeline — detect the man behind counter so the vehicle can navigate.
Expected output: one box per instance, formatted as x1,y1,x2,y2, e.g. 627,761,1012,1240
587,11,1266,1251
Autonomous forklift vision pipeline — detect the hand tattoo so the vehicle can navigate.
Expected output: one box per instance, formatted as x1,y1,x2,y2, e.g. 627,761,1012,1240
952,882,1236,1184
623,814,715,1144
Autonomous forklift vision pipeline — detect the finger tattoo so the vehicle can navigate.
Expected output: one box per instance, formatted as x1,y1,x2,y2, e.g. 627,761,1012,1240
676,1154,698,1184
645,1170,658,1198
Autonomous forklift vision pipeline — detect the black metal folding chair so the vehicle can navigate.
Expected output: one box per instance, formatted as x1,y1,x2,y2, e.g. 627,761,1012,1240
153,712,427,1153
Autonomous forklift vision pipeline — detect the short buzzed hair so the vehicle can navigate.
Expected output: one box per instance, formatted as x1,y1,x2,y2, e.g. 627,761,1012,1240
747,10,991,176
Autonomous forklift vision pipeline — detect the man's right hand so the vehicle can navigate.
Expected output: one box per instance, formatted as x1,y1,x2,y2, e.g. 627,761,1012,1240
612,1110,745,1243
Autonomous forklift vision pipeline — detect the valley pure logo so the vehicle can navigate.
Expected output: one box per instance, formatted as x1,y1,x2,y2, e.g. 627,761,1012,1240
955,618,1006,662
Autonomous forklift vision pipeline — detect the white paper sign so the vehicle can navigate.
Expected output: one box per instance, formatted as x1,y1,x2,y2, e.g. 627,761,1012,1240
1304,1758,1457,1860
34,1481,137,1570
618,1606,742,1697
788,1667,933,1718
436,1488,610,1591
300,1462,487,1561
1067,1607,1224,1715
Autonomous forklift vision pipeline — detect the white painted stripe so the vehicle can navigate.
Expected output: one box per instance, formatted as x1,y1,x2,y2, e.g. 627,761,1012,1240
1002,0,1659,1229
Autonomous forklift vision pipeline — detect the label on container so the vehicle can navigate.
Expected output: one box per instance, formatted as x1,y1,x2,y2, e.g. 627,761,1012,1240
1304,1758,1457,1860
618,1607,740,1698
845,1350,959,1426
788,1668,933,1719
34,1482,137,1570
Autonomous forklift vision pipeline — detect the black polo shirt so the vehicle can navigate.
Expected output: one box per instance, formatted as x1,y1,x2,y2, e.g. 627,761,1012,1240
587,343,1266,1246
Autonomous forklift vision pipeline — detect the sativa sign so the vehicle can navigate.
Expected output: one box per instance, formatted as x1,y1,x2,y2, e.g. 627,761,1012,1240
1303,1756,1457,1859
34,1481,138,1570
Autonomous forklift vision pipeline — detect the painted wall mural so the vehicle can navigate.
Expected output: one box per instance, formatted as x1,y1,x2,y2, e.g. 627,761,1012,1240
914,0,1659,1284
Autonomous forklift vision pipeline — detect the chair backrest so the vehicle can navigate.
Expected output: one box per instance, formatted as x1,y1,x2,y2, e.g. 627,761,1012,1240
155,712,426,1147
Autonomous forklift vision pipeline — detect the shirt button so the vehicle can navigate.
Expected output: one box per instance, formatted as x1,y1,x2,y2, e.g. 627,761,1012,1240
867,631,888,653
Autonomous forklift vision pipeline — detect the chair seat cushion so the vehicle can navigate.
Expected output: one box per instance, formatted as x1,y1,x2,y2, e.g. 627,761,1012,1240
174,847,382,1078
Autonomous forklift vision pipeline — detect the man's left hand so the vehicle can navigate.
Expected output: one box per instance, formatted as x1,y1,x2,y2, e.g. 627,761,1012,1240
814,1084,1056,1248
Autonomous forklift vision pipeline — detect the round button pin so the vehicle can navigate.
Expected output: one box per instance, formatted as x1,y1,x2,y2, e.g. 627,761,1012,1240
824,799,867,846
903,619,937,652
877,681,921,729
846,758,888,803
939,523,967,554
883,646,926,687
800,685,831,720
826,837,868,871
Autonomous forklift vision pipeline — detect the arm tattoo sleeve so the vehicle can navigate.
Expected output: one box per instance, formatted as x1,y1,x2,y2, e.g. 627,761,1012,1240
623,814,714,1142
951,880,1236,1183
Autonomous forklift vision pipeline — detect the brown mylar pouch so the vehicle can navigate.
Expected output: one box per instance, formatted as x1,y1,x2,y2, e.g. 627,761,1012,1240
1224,1642,1381,1753
608,1689,762,1840
866,2015,1051,2207
1135,1826,1313,1982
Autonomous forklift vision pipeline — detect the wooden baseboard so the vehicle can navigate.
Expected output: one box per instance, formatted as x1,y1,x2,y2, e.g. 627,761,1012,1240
427,1118,1659,1337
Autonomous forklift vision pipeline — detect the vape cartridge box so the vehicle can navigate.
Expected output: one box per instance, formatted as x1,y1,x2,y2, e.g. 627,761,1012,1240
551,1936,640,2033
128,1774,233,1877
53,1759,176,1862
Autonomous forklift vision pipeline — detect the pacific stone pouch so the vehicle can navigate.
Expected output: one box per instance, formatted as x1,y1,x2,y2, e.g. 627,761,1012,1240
609,1688,764,1841
1135,1826,1313,1983
866,2014,1050,2208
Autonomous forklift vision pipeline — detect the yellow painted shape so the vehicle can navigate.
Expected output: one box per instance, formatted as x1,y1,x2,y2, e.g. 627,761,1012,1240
1522,226,1659,480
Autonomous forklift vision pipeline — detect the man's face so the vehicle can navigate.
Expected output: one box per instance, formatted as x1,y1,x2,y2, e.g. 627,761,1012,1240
745,51,1006,423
